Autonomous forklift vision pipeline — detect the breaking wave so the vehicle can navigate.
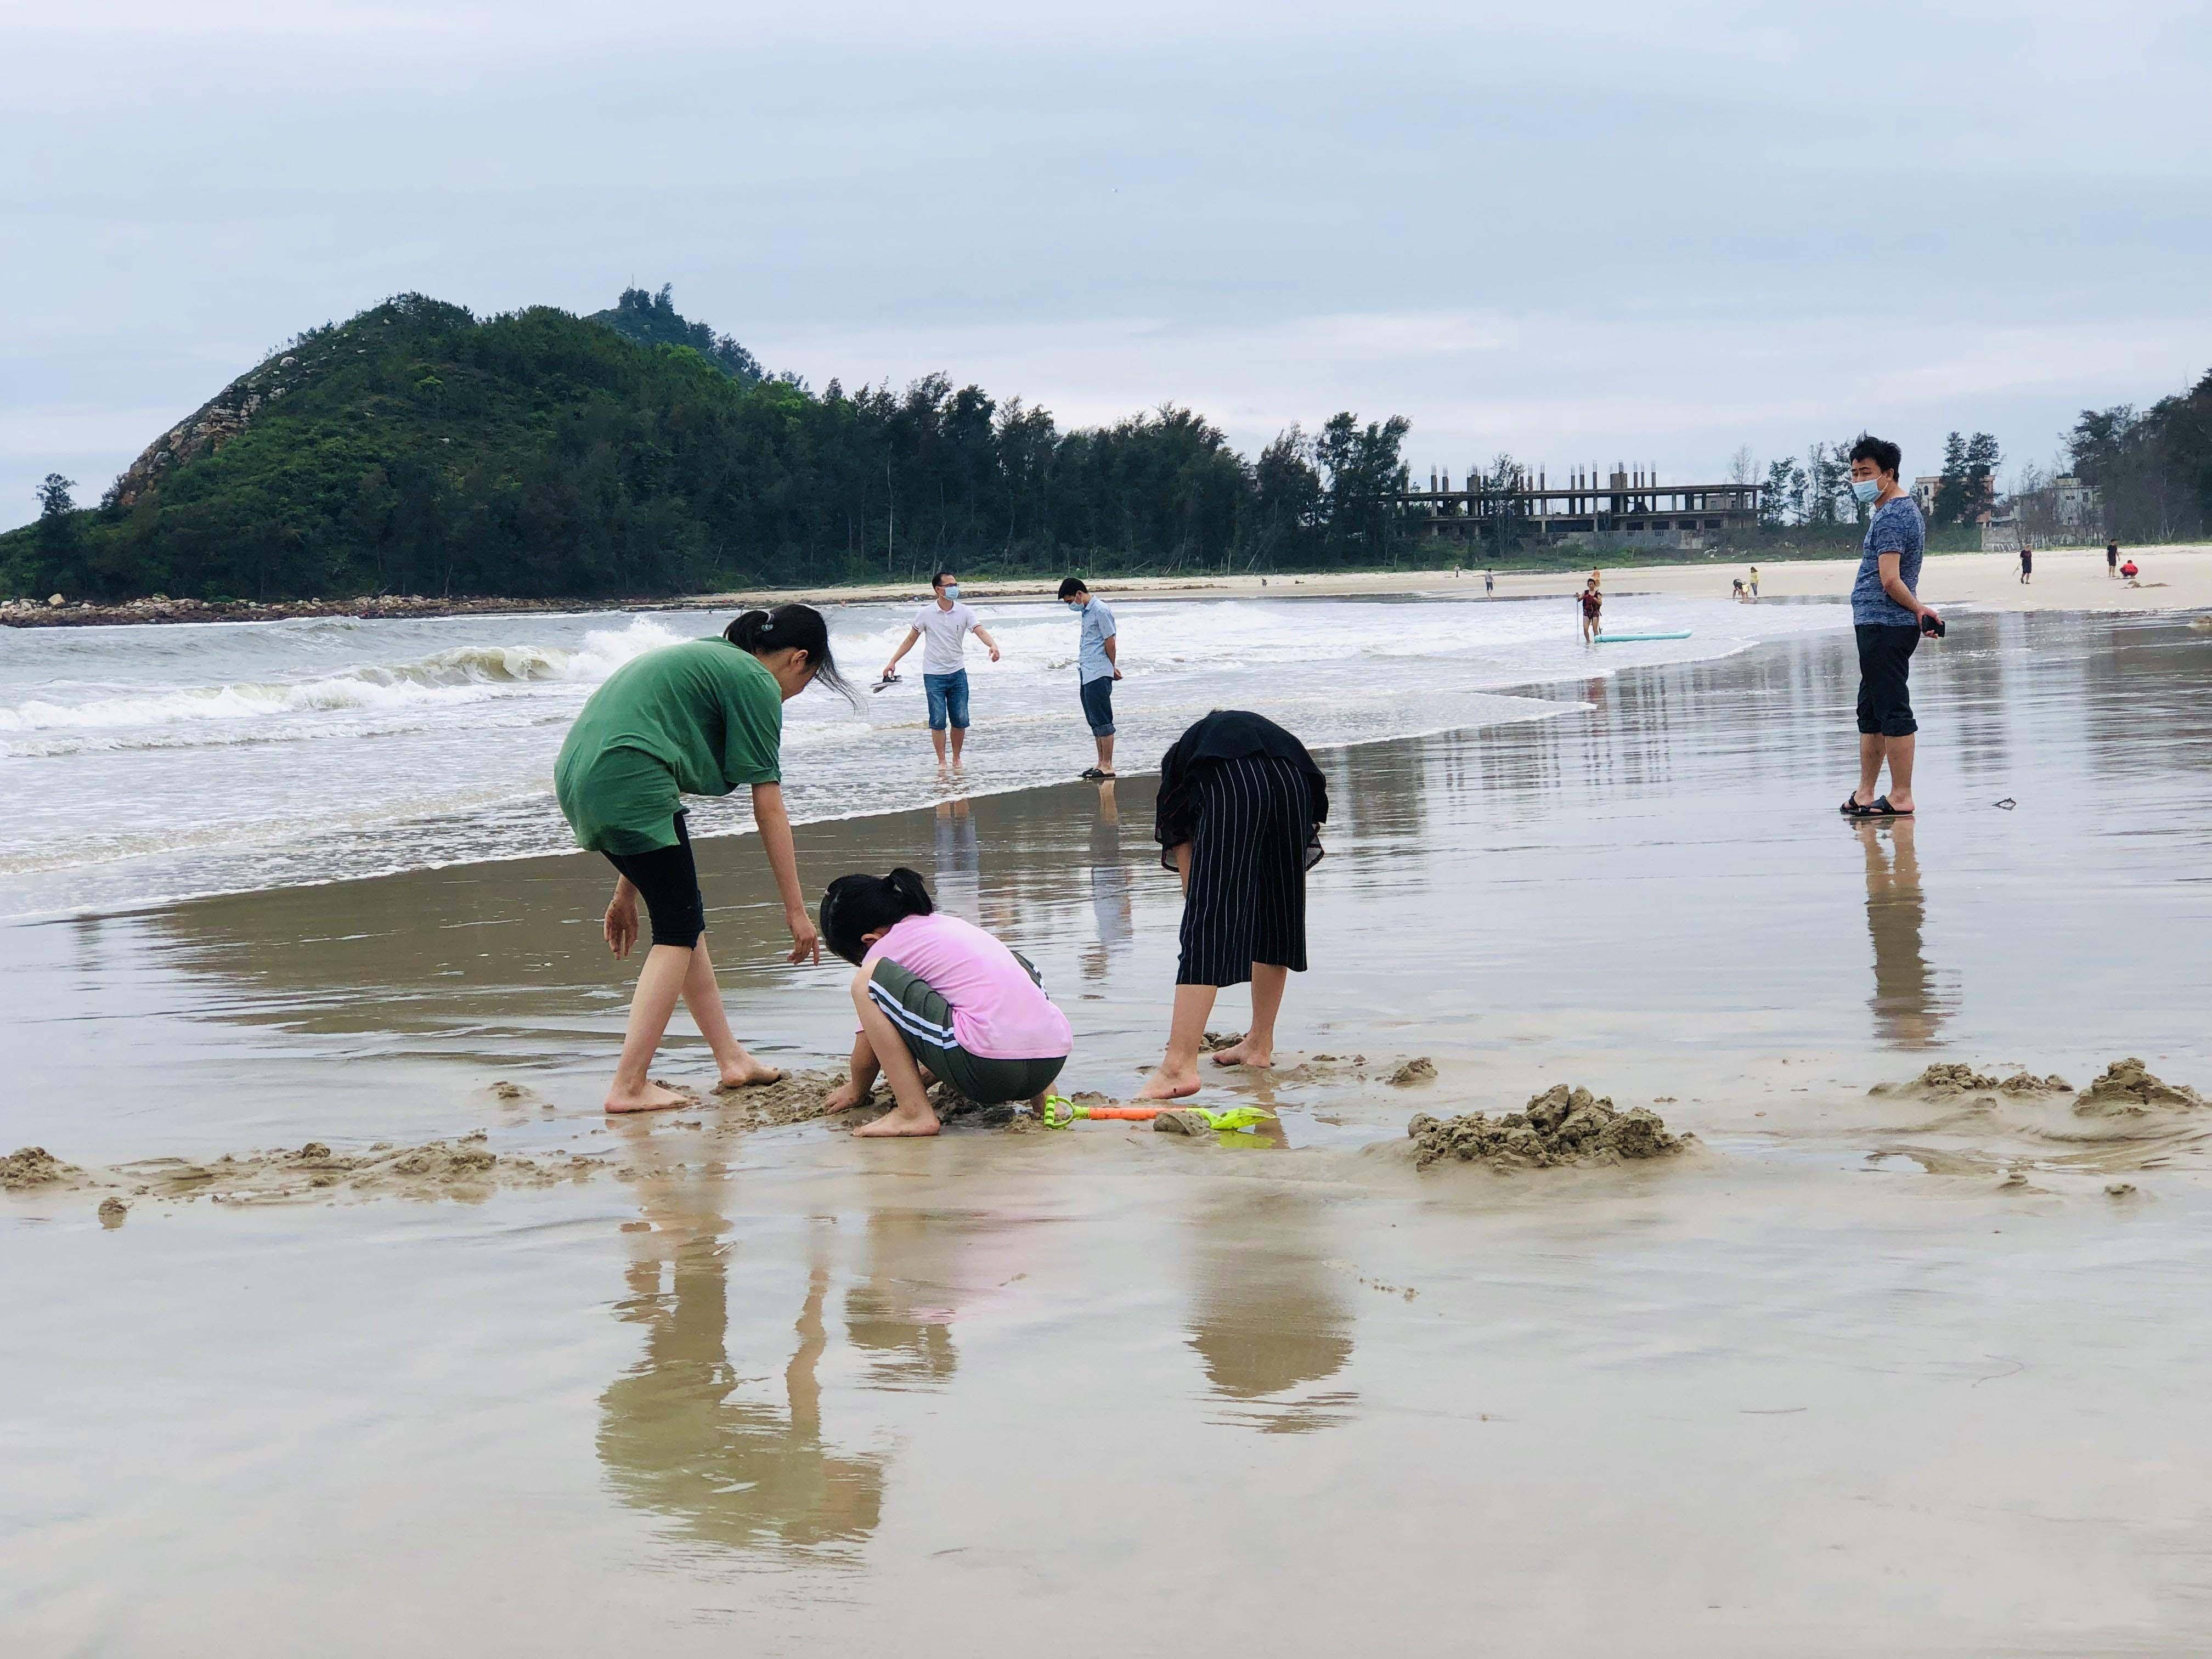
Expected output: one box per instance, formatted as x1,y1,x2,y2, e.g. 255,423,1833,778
0,619,682,752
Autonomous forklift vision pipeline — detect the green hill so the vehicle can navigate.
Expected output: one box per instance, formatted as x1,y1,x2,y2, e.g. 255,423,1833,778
3,290,1408,605
586,284,765,382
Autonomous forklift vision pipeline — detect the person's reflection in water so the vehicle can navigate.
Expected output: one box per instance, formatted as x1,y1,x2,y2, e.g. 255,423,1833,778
1085,781,1134,984
843,1208,961,1388
932,796,981,922
1859,817,1950,1049
1183,1188,1356,1434
597,1198,884,1556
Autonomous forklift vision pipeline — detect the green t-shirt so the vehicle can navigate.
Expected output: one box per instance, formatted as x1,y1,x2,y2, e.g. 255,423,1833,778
554,639,783,853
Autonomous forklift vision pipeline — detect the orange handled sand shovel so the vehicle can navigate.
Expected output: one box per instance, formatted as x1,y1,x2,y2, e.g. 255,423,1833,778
1037,1097,1272,1131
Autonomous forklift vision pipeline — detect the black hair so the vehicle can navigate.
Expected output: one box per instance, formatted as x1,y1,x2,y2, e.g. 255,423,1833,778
1848,435,1903,478
932,569,957,589
724,604,856,704
1057,577,1089,599
819,868,934,966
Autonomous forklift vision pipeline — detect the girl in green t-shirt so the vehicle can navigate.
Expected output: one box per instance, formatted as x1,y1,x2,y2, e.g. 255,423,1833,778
555,605,853,1113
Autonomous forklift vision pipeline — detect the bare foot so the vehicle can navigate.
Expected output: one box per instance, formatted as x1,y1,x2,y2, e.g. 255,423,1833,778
605,1079,694,1114
822,1079,871,1114
1137,1065,1202,1101
712,1056,787,1091
853,1103,941,1137
1209,1038,1273,1069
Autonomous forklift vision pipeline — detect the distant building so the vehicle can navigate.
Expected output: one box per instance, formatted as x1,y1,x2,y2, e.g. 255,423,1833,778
1912,476,1941,520
1402,464,1762,551
2052,475,2102,529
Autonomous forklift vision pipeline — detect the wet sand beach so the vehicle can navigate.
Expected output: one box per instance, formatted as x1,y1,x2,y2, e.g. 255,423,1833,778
7,605,2212,1654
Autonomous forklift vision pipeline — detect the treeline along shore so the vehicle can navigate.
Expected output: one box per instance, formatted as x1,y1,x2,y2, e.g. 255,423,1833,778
2,289,1417,607
7,284,2209,611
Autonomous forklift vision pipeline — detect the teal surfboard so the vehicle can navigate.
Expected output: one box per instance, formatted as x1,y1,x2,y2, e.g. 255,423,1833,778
1595,630,1691,642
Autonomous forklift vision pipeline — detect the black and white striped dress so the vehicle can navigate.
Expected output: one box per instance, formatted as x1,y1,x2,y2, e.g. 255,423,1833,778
1171,753,1319,986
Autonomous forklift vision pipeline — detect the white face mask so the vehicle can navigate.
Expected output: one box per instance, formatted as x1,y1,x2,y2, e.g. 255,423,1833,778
1850,478,1882,506
940,584,960,600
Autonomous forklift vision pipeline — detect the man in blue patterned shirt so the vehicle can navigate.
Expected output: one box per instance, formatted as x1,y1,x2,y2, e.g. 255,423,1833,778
1842,435,1941,819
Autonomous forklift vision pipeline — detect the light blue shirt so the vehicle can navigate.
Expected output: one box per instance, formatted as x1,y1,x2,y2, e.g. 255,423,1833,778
1852,497,1925,627
1076,597,1117,683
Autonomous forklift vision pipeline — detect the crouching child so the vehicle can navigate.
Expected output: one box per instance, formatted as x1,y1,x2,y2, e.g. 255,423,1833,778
821,868,1073,1137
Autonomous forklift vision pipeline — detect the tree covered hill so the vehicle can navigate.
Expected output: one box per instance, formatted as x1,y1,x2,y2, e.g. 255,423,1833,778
587,284,766,382
3,289,1410,604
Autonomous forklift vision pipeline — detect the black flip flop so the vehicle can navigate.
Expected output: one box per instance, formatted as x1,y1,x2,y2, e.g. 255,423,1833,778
1840,793,1872,817
1861,795,1913,818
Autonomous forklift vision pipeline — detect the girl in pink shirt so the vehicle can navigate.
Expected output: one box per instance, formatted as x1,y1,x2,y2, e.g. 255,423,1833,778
820,868,1072,1137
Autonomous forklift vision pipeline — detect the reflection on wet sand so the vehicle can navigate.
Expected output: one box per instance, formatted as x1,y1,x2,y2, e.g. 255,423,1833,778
598,1169,885,1558
1182,1185,1356,1434
930,797,980,922
1859,818,1953,1049
597,1165,1004,1558
1085,782,1133,983
843,1209,958,1389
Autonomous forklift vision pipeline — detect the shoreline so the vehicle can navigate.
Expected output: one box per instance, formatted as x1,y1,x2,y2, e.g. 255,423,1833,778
8,544,2209,629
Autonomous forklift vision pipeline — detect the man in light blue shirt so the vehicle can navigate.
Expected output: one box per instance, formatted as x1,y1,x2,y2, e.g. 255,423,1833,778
1842,435,1941,819
1058,577,1121,779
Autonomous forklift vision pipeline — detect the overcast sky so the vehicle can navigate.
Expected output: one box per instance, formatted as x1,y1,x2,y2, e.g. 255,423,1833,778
5,0,2210,528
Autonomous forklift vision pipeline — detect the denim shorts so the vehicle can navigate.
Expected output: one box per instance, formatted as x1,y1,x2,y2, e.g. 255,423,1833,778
1079,675,1115,736
923,670,970,730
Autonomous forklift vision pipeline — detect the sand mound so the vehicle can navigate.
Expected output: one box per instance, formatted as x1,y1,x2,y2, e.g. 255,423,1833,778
109,1133,607,1205
1870,1063,2072,1101
2073,1058,2205,1118
1407,1085,1684,1171
2,1147,86,1192
1389,1057,1437,1087
709,1068,859,1129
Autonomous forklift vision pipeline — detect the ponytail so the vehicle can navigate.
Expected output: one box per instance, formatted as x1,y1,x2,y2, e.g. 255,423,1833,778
725,603,856,704
819,867,936,966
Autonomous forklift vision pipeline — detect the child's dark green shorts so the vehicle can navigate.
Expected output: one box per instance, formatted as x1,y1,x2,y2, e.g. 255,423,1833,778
866,959,1066,1105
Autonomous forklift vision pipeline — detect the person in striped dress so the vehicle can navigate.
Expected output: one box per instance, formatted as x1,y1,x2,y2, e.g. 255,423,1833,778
1137,710,1328,1100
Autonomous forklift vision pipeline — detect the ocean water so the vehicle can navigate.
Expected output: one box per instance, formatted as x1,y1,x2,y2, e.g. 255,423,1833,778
0,590,1852,917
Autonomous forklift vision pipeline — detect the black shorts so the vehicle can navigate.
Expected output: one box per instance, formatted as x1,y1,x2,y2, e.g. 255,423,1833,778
1079,676,1115,736
603,812,707,948
1854,623,1920,738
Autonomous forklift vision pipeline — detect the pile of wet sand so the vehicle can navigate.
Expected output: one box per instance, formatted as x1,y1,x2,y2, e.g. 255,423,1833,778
110,1133,610,1205
1407,1086,1685,1172
2,1147,84,1191
2073,1058,2206,1117
1870,1063,2074,1102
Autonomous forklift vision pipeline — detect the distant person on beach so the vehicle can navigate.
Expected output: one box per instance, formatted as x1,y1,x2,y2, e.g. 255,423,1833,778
879,571,1001,768
1578,578,1604,642
1058,577,1121,780
1731,578,1747,601
1484,569,1495,596
2121,557,2140,582
820,868,1072,1138
2019,544,2033,584
2108,540,2120,577
1748,565,1761,599
1841,436,1939,821
1138,710,1328,1099
554,606,851,1113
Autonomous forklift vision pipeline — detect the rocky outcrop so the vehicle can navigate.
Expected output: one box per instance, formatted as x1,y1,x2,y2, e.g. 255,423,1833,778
108,351,310,509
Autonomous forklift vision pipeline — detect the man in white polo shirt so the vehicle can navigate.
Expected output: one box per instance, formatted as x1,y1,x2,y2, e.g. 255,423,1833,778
881,569,1001,767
